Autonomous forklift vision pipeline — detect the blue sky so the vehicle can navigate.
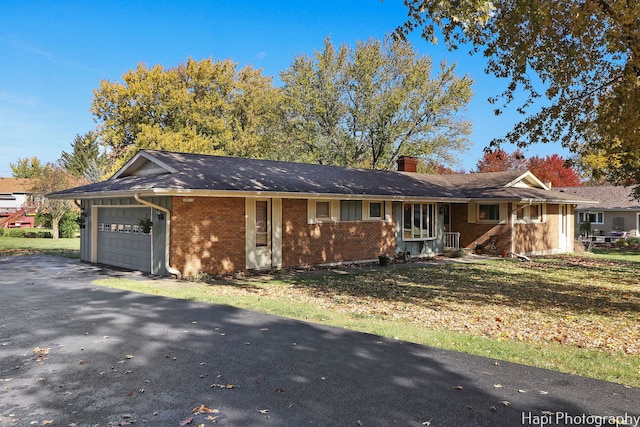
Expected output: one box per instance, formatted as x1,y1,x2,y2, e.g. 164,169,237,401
0,0,568,176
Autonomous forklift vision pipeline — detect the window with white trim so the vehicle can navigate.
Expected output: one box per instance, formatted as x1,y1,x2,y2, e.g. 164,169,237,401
340,200,362,221
368,202,383,219
578,211,604,224
515,203,545,223
315,201,330,219
403,203,435,240
478,204,500,222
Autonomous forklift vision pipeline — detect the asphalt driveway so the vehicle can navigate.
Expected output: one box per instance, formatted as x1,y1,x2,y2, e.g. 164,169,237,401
1,255,638,427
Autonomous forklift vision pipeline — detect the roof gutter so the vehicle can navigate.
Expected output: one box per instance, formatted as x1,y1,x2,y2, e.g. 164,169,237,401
134,193,182,279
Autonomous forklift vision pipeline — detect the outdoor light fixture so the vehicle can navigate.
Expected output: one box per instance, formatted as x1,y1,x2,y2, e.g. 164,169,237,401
156,210,165,221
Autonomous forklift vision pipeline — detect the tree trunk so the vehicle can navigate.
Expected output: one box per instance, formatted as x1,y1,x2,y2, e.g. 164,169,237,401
51,217,60,239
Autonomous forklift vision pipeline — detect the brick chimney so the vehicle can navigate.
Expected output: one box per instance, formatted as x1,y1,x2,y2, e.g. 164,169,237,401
396,156,418,173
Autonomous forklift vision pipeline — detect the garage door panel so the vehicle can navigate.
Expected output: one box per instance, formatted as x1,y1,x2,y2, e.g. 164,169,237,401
97,207,152,272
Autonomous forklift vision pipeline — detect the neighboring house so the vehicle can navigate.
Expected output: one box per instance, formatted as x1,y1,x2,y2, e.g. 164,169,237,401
557,185,640,240
48,150,591,277
0,177,35,228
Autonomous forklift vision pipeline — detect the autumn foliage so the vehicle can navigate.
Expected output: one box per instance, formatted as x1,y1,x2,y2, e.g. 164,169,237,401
476,149,581,187
527,154,582,187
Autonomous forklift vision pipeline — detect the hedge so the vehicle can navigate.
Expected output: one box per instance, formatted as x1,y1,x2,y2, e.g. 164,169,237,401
1,229,53,238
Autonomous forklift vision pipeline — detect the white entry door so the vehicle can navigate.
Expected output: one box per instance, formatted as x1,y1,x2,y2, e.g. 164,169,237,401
246,199,272,270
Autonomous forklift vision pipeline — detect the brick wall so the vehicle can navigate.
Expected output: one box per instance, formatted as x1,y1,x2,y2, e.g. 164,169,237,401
513,204,560,254
281,199,396,267
170,196,245,277
452,202,564,255
451,203,511,255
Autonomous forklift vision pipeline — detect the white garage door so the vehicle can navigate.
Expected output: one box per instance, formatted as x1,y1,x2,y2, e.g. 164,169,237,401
96,207,152,272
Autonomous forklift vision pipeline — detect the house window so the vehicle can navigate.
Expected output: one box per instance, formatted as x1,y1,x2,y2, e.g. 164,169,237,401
515,203,544,223
403,203,435,240
478,204,500,221
578,211,604,224
315,201,330,219
530,204,540,221
369,202,383,219
340,200,362,221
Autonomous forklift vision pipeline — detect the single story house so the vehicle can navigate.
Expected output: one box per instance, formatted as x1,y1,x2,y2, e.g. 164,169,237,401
0,177,35,228
49,150,592,277
557,185,640,240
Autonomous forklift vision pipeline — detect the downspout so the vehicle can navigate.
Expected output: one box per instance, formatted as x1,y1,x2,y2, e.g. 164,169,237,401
134,193,182,279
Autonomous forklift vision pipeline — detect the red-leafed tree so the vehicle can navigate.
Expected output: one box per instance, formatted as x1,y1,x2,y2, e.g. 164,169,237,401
527,154,582,187
475,148,527,172
475,150,582,186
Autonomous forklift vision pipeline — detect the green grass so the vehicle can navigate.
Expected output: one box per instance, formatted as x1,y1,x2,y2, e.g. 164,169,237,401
0,234,80,257
94,254,640,388
590,247,640,263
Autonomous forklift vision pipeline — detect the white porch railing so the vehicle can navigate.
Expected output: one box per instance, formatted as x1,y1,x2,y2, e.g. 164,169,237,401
444,232,461,249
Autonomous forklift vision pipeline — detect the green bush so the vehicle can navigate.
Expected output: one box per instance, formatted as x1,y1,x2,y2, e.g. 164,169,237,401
34,211,80,238
35,211,51,228
627,237,640,245
59,212,80,238
615,239,629,248
1,228,52,238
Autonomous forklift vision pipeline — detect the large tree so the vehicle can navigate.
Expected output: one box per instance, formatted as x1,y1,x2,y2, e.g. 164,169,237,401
527,154,582,187
475,148,527,172
10,156,43,178
279,36,473,170
395,1,640,193
475,149,582,186
60,131,108,182
30,163,85,239
91,58,281,172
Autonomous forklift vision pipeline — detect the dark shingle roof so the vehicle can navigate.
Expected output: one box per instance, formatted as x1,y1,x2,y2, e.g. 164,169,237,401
48,150,592,203
557,186,640,210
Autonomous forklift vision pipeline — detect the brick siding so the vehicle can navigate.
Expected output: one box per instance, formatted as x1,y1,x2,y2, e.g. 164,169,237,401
170,196,246,277
281,199,396,267
451,203,511,255
170,196,397,276
452,202,563,255
513,204,560,254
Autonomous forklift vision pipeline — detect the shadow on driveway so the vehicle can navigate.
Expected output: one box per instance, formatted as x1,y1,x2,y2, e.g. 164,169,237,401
1,255,638,426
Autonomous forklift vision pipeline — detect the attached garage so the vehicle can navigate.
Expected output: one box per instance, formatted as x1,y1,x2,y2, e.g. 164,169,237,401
96,207,153,272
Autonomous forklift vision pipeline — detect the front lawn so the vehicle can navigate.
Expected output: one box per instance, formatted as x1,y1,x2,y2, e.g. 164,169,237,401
95,253,640,387
0,235,80,257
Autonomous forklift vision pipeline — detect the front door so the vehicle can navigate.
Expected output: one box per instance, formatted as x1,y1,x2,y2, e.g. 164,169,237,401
246,199,272,270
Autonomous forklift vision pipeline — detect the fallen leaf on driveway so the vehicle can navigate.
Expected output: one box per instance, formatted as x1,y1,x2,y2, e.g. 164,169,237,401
33,347,49,357
210,383,234,389
192,405,217,414
179,417,193,426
